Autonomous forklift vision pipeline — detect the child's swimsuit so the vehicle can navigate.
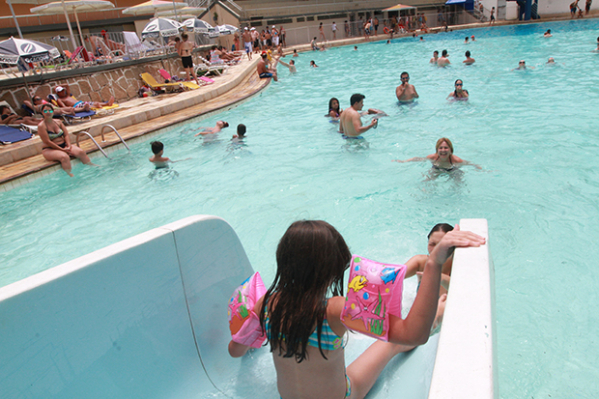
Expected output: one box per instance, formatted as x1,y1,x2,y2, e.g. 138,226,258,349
264,303,351,398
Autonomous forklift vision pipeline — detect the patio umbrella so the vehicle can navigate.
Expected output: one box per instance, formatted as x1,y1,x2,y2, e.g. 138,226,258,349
155,6,204,19
0,37,61,105
181,18,214,34
30,1,116,51
122,0,188,20
215,24,238,35
10,0,80,51
141,17,183,39
382,3,416,11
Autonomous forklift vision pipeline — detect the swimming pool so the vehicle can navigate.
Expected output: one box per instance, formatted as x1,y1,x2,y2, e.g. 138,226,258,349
2,18,599,397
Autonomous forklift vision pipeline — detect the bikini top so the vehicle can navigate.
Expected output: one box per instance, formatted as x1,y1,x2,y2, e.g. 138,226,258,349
264,301,345,351
47,125,64,140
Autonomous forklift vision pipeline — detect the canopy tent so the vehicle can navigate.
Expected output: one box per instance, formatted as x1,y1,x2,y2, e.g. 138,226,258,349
141,17,183,39
30,1,115,52
445,0,474,10
181,18,215,34
382,3,416,11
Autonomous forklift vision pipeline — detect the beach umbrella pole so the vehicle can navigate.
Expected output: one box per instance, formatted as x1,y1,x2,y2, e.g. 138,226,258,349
60,0,79,50
72,10,86,51
6,0,23,39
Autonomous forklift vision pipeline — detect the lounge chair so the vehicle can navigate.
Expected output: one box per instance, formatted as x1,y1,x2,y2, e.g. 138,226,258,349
123,32,148,59
46,95,97,124
140,72,187,93
195,56,228,76
0,125,33,145
158,69,201,90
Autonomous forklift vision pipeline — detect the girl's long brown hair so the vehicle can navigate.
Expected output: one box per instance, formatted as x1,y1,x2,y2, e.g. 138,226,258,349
260,220,351,362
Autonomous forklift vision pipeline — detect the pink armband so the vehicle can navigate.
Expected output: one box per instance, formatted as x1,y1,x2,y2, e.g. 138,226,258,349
340,255,406,341
228,272,267,348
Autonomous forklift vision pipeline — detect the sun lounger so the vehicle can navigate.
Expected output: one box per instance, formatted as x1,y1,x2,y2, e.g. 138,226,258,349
0,125,33,144
158,69,201,90
141,72,188,93
195,56,228,76
62,110,96,124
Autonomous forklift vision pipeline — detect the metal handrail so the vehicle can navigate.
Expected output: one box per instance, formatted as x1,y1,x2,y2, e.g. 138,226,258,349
76,131,109,158
101,124,130,151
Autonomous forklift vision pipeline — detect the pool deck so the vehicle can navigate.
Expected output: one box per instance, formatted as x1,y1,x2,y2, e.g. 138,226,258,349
0,13,595,190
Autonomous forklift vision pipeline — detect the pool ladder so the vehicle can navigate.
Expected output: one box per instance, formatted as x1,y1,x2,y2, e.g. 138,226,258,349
76,125,130,158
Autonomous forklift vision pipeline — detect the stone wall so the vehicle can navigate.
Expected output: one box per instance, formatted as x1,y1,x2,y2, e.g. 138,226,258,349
0,57,184,114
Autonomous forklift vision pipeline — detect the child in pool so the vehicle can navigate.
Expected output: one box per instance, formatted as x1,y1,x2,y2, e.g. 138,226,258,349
195,120,229,136
228,220,485,399
232,124,246,140
405,223,454,295
149,141,170,169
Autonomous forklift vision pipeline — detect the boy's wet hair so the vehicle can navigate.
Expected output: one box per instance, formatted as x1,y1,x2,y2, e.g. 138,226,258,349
428,223,454,239
151,141,164,154
237,124,246,137
350,93,365,106
465,50,471,57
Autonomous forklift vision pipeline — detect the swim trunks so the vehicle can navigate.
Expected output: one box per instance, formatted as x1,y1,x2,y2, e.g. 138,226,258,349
259,72,273,78
244,42,253,53
181,56,193,68
342,134,364,140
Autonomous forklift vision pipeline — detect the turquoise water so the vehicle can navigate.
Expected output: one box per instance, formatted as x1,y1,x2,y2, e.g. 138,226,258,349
2,19,599,397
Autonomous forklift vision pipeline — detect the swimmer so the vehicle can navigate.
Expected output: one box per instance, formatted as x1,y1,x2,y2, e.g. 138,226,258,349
512,60,534,70
437,49,450,67
277,58,296,73
386,39,391,44
463,50,475,65
393,137,482,171
195,120,229,136
447,79,469,100
148,141,188,168
430,50,439,63
354,46,358,50
311,37,319,51
327,97,343,118
232,124,246,140
310,60,318,67
404,223,455,295
396,71,419,103
293,49,299,57
339,93,378,137
547,57,556,64
420,36,424,42
257,51,278,81
464,36,469,43
596,36,599,51
544,29,552,37
471,35,476,41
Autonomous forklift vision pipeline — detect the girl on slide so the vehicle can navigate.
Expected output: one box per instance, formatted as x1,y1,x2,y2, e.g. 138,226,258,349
228,220,485,399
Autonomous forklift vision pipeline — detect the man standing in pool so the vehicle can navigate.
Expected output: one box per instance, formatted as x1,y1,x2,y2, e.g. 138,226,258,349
339,94,378,137
437,49,450,67
396,72,419,103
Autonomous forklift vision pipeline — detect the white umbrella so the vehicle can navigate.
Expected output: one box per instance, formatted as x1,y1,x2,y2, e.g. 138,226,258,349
10,0,80,50
122,0,188,21
215,24,238,36
30,1,115,51
155,6,204,19
0,37,60,64
182,18,214,34
141,18,183,39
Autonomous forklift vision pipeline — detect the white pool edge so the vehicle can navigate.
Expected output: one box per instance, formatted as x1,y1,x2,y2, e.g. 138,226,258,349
428,218,497,398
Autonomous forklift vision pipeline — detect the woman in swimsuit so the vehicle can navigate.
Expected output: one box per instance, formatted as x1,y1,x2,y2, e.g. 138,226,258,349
326,97,343,118
38,104,94,177
405,223,454,296
229,220,484,399
393,137,481,172
447,79,469,100
0,105,42,126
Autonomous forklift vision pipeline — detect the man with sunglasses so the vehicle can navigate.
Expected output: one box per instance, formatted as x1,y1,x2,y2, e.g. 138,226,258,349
396,72,419,104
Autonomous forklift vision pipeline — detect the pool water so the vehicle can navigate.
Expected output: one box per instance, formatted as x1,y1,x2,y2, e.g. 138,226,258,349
2,19,599,398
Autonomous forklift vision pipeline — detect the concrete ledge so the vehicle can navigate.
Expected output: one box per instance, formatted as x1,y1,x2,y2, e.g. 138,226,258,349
429,218,497,399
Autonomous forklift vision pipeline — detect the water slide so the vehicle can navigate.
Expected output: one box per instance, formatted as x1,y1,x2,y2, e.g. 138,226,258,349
0,216,494,398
